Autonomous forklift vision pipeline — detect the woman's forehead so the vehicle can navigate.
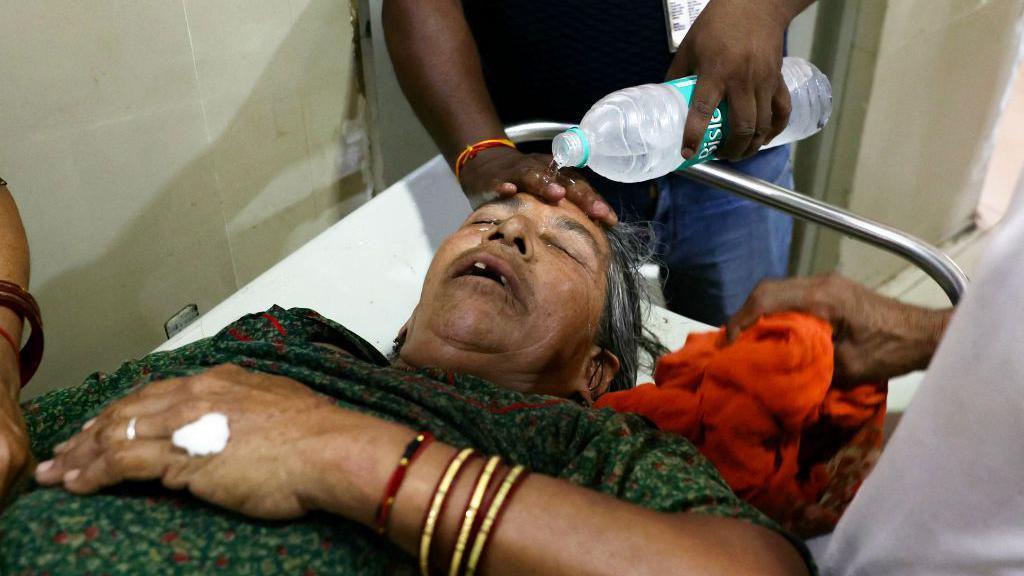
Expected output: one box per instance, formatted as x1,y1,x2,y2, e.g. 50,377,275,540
470,194,610,255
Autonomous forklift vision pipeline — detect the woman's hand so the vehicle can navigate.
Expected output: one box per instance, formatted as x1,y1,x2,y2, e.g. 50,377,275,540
34,364,408,521
726,274,952,384
459,147,618,226
669,0,808,161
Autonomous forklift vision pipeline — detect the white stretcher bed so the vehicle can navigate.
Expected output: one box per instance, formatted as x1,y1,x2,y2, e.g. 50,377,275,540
157,132,958,412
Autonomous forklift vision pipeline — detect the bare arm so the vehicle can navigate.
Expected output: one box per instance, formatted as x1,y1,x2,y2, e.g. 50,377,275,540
0,184,29,398
382,0,617,225
727,274,952,385
314,422,809,576
382,0,506,167
0,181,31,502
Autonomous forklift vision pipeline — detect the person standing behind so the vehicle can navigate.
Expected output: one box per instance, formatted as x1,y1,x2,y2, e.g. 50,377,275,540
383,0,815,325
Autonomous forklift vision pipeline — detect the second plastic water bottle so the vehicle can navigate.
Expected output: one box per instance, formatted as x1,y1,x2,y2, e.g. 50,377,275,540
552,57,832,183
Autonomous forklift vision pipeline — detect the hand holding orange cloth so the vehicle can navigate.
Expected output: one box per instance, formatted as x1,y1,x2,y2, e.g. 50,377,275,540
596,312,887,537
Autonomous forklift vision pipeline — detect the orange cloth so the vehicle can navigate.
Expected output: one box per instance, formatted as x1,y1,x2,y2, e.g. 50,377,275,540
595,312,887,537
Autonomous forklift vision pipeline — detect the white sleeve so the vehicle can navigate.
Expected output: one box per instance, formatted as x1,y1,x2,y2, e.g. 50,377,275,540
824,186,1024,575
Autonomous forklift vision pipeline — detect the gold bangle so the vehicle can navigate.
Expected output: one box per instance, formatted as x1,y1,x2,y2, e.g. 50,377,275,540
464,465,526,576
420,448,475,576
449,456,501,576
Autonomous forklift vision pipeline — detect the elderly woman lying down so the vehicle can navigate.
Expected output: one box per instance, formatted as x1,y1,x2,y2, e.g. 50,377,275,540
0,186,812,575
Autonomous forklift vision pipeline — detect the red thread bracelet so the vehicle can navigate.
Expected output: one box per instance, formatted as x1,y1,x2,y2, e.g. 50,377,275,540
454,139,517,179
375,431,435,535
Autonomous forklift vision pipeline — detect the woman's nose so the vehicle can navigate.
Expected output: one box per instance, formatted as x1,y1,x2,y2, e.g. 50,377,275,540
487,216,534,258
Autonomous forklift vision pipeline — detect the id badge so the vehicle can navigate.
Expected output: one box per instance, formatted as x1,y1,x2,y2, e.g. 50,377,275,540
663,0,711,52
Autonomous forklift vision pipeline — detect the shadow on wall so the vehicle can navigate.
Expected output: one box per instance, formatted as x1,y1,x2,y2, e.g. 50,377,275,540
27,1,364,396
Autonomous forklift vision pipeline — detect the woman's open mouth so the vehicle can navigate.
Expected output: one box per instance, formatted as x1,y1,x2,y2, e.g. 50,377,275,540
466,260,508,287
451,250,528,307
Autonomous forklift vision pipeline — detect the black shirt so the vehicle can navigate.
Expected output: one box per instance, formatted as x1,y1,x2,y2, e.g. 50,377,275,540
463,0,675,219
463,0,673,125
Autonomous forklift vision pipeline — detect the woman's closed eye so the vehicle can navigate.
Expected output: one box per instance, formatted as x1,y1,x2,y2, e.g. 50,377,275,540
468,218,588,268
544,237,582,264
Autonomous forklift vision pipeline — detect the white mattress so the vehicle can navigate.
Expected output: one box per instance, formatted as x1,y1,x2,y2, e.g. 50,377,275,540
154,155,922,402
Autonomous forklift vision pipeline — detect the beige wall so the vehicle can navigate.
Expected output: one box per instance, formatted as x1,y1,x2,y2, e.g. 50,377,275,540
789,3,820,61
977,56,1024,229
0,0,369,397
837,0,1024,285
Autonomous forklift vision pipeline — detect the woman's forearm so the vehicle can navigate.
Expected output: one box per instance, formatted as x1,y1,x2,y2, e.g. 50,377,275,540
382,0,508,166
401,450,806,576
310,424,808,576
0,184,29,400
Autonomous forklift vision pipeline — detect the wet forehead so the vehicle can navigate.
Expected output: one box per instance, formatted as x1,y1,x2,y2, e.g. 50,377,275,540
478,195,608,259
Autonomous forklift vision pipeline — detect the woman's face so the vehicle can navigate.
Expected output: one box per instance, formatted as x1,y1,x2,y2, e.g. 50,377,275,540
400,193,619,399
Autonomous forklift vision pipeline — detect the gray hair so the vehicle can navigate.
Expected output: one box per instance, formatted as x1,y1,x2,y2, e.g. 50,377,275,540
596,222,668,394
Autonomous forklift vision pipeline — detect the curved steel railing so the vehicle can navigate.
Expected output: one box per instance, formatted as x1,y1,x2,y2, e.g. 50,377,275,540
505,121,968,304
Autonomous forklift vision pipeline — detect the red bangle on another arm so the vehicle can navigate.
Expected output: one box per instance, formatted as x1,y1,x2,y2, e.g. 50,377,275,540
0,281,44,387
375,431,436,535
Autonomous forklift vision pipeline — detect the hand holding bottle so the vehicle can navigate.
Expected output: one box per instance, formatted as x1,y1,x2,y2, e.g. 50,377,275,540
667,0,814,161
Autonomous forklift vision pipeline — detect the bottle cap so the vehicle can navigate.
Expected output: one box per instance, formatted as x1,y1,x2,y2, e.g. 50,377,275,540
552,127,590,169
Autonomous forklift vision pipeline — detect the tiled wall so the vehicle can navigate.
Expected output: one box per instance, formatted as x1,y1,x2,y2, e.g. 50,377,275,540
0,0,370,396
838,0,1024,286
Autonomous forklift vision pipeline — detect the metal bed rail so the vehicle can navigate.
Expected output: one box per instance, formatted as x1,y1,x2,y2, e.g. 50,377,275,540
506,121,968,305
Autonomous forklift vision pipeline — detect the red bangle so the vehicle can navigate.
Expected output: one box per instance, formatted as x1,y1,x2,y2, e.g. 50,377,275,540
375,431,435,535
454,139,517,179
0,280,43,387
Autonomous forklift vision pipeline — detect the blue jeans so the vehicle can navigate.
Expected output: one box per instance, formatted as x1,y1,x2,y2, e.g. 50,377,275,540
593,145,794,327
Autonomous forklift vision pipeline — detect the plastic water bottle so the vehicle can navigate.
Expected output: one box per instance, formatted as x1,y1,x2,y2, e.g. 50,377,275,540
552,57,832,183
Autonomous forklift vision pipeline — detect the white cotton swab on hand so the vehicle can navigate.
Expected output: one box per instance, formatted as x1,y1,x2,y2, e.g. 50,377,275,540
171,412,230,457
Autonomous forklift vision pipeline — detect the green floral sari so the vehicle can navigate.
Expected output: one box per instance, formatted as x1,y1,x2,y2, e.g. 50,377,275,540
1,307,812,575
